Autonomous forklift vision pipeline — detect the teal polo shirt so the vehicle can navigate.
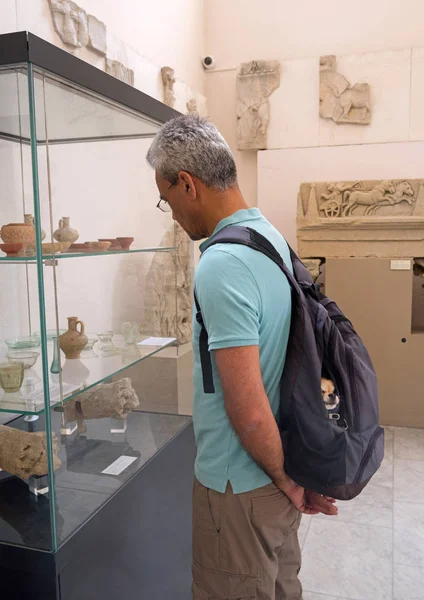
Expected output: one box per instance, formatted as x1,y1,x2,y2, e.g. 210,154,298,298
192,208,292,494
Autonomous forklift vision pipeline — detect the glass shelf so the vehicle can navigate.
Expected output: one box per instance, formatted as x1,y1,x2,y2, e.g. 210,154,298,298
0,336,176,415
0,246,176,262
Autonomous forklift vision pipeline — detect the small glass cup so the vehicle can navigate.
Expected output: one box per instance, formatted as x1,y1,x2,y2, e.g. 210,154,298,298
80,334,99,358
0,362,25,393
97,330,120,356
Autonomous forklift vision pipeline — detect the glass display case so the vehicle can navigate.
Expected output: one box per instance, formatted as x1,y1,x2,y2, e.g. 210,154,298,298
0,31,193,565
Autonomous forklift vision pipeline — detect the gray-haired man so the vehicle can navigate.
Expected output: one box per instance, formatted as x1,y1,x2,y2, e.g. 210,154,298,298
147,115,337,600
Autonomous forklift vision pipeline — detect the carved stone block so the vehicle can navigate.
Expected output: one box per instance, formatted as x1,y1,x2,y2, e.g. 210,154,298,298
105,58,134,86
237,60,281,150
161,66,176,108
302,259,323,282
320,55,371,125
297,179,424,259
87,14,106,56
186,98,198,114
141,223,192,345
48,0,89,48
0,425,61,479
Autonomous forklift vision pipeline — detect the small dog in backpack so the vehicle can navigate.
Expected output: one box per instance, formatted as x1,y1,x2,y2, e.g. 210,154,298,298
321,378,340,410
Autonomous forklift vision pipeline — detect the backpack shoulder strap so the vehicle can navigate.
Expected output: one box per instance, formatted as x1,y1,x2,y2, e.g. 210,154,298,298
195,225,306,394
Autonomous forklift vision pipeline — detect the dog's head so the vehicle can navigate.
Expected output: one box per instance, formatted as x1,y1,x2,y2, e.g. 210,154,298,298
321,378,340,410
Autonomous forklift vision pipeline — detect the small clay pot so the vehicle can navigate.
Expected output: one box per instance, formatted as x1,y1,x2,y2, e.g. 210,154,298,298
98,238,121,250
69,243,87,252
116,237,134,250
85,241,111,252
0,243,26,257
1,223,35,246
42,242,62,255
59,317,88,359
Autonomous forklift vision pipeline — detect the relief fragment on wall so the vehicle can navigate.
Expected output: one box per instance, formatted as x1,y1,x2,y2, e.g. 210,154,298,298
320,55,371,125
141,223,192,345
48,1,106,56
105,59,134,86
161,66,176,108
236,60,281,150
299,180,424,220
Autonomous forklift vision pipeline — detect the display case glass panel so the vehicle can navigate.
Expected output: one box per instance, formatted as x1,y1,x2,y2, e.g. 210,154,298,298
0,35,192,553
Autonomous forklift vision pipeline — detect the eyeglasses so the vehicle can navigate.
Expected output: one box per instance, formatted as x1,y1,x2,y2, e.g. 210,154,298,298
156,182,175,213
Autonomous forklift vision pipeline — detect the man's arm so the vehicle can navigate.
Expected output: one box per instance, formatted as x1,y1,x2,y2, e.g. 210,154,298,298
215,345,338,516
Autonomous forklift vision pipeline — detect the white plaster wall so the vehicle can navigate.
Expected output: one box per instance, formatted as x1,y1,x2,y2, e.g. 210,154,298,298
205,0,424,67
258,142,424,249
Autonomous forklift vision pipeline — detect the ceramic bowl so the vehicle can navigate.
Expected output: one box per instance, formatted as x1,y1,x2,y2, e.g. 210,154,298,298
42,242,62,255
69,243,87,252
0,223,35,244
116,237,134,250
0,243,26,257
6,351,39,369
5,336,41,350
85,241,112,251
98,238,122,250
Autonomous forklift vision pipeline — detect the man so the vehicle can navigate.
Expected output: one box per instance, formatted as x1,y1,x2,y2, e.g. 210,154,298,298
147,115,337,600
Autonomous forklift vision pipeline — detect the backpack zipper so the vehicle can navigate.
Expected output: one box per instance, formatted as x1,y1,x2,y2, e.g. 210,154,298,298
353,428,384,484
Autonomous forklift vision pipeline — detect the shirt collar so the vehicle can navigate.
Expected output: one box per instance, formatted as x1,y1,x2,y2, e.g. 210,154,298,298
200,208,263,253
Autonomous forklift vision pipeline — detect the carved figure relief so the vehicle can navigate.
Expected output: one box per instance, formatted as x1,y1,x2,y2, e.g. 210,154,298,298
186,98,198,114
299,180,421,220
105,59,135,86
320,55,371,125
48,0,89,48
236,60,281,150
297,179,424,260
161,67,176,108
141,223,192,345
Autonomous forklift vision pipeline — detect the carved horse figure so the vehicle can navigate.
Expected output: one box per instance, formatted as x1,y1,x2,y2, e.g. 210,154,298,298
364,181,415,215
342,180,395,216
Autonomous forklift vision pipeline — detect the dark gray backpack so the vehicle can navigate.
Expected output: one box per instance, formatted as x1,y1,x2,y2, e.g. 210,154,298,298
195,225,384,501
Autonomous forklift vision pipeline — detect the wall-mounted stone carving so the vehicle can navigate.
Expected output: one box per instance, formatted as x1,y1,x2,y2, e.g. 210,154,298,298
236,60,280,151
320,55,371,125
105,58,134,86
186,98,198,114
49,0,89,48
141,223,192,345
161,66,176,108
297,179,424,259
87,15,106,56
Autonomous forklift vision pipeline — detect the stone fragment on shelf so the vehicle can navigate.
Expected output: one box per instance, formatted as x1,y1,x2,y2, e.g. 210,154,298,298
48,0,89,49
0,425,61,479
161,66,176,108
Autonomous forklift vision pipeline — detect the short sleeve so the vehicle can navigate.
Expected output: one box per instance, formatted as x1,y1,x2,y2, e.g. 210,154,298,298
195,248,261,351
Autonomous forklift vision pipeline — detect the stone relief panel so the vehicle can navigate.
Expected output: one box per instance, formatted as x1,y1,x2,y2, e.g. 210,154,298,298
320,55,371,125
48,0,107,56
141,223,192,345
186,98,198,114
48,0,89,49
236,60,281,151
299,180,424,220
105,58,135,86
297,179,424,259
161,66,176,108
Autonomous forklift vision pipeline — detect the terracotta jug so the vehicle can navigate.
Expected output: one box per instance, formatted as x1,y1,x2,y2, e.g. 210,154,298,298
53,217,79,244
59,317,88,359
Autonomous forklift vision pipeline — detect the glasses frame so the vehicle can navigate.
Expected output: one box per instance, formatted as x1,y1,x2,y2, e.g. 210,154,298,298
156,181,175,213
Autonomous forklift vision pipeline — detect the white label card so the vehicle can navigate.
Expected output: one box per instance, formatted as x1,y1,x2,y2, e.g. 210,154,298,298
101,455,138,476
138,336,176,347
390,260,411,271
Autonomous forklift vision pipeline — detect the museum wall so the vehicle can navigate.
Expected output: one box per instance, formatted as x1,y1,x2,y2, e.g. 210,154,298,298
205,0,424,208
0,0,206,112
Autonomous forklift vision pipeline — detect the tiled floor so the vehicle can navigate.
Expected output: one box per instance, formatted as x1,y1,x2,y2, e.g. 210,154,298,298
299,426,424,600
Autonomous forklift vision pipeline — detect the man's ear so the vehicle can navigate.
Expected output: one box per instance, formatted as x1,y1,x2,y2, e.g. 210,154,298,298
178,171,196,197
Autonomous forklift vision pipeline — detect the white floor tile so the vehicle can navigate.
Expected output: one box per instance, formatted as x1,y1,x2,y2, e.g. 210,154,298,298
394,428,424,461
303,592,353,600
300,519,393,600
394,564,424,600
394,502,424,568
298,514,312,549
394,459,424,504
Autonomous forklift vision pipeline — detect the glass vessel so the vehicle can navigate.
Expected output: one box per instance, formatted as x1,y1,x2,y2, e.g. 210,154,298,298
0,32,193,555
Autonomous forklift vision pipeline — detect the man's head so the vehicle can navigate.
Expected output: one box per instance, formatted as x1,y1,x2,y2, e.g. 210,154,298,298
146,115,238,240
